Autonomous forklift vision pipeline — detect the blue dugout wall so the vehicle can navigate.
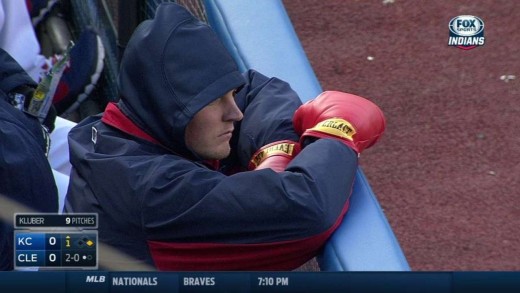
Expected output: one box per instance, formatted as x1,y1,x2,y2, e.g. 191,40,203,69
204,0,410,271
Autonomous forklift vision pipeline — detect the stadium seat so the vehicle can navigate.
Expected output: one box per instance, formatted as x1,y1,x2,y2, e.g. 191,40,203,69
204,0,410,271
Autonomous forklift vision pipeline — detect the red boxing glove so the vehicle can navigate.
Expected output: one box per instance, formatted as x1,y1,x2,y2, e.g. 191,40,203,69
248,140,301,172
293,91,386,154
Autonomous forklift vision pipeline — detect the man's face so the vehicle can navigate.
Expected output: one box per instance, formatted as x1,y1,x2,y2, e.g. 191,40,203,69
185,89,243,160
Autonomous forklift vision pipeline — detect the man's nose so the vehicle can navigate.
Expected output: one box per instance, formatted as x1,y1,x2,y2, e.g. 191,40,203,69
223,94,243,122
227,102,243,122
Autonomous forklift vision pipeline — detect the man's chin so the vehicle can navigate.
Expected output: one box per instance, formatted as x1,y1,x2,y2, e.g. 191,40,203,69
201,145,231,161
214,149,231,160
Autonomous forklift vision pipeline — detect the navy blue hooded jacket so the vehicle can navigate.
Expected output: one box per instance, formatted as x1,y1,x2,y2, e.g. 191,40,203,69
0,48,59,270
65,3,357,271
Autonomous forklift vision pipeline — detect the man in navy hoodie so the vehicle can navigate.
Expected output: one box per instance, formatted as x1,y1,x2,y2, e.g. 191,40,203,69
65,3,386,271
0,48,59,270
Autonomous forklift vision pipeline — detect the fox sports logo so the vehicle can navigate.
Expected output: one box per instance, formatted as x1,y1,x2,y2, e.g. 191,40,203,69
448,15,485,50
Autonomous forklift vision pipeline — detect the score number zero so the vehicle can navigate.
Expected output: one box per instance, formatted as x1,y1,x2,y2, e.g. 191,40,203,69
46,236,93,263
257,276,289,286
15,232,97,268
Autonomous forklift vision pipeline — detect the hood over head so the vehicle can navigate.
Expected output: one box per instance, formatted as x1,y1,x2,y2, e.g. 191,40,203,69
117,3,245,157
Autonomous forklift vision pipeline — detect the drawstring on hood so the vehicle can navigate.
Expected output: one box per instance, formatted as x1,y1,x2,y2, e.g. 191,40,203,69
115,3,245,158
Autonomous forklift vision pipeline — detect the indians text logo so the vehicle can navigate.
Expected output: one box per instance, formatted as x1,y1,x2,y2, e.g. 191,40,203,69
448,15,485,50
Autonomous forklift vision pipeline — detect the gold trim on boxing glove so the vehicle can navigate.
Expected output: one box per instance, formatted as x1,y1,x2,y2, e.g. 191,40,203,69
250,141,297,168
308,118,356,141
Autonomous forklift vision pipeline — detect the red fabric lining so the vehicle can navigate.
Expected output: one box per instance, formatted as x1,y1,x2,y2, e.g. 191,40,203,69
148,200,350,271
101,102,161,145
102,103,222,171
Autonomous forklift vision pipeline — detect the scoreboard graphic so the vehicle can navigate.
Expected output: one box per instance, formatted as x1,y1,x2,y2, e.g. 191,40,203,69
14,213,98,270
8,214,520,292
